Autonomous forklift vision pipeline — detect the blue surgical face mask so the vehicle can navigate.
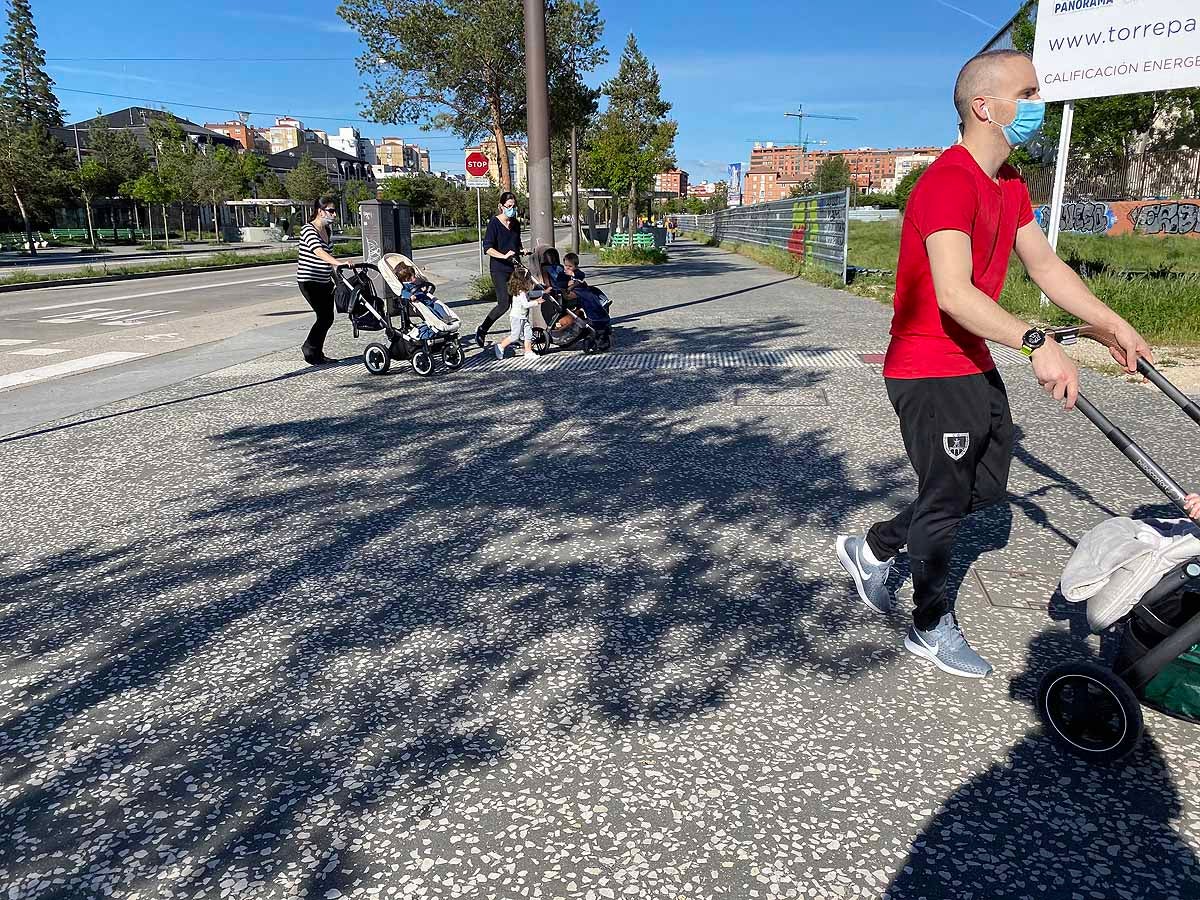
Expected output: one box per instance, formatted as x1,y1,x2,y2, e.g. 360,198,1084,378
504,206,517,219
983,97,1045,147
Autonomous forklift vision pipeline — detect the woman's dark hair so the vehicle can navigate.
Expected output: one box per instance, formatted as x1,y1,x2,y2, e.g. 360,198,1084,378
312,195,337,220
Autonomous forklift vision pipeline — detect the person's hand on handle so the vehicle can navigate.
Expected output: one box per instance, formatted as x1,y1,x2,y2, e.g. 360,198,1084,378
1106,317,1154,374
1030,339,1080,410
1184,493,1200,522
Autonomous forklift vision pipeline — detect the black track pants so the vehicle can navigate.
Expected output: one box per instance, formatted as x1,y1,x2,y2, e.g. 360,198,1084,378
478,265,513,336
866,369,1014,631
299,279,335,356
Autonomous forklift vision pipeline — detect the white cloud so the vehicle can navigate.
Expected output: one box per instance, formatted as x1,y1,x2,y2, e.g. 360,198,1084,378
225,11,354,35
49,65,161,85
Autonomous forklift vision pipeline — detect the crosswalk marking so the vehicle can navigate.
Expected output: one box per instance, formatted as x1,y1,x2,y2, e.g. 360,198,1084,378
38,307,178,326
40,308,134,323
8,348,67,356
0,351,147,392
0,339,34,346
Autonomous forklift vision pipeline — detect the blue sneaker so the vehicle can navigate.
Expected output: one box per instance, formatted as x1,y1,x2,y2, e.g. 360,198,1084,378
904,613,993,678
835,535,894,614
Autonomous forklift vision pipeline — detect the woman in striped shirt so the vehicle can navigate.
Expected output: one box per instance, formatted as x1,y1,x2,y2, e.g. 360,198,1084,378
297,195,351,365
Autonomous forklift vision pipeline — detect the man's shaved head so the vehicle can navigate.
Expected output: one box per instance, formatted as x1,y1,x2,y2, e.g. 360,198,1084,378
953,49,1033,123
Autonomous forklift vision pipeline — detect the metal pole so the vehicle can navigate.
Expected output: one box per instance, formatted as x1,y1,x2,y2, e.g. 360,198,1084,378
523,0,554,257
1042,99,1075,307
476,186,483,275
570,125,579,255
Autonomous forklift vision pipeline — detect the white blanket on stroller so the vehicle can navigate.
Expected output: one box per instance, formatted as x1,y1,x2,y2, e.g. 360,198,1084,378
1060,516,1200,632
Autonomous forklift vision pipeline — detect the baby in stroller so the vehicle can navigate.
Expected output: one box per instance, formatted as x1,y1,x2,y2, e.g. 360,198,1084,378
382,254,460,340
525,247,612,354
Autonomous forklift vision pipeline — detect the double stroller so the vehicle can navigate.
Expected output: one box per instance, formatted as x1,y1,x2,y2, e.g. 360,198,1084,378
334,254,464,377
528,248,613,356
1036,325,1200,763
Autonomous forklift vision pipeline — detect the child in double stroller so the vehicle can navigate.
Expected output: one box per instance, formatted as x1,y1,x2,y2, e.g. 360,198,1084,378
334,253,464,377
527,247,612,355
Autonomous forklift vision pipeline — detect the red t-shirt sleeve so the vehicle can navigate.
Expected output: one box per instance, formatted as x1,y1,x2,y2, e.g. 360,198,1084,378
908,165,977,240
1013,175,1035,228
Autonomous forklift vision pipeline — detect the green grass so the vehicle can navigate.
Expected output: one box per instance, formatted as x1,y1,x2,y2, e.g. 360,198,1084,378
698,221,1200,347
412,228,477,250
598,246,668,265
469,274,496,303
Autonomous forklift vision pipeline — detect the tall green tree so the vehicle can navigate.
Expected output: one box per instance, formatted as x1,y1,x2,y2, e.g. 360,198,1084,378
84,119,149,240
0,0,61,129
343,179,374,225
1010,3,1200,159
588,34,677,236
0,0,70,254
125,170,172,247
895,164,928,212
193,146,243,241
286,154,332,218
815,155,851,193
338,0,605,193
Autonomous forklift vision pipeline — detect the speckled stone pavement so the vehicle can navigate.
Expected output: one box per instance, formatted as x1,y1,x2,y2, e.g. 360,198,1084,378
2,241,1199,900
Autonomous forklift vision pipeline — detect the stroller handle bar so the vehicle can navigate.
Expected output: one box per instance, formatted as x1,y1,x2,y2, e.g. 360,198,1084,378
336,262,381,274
1050,325,1200,427
1048,326,1198,522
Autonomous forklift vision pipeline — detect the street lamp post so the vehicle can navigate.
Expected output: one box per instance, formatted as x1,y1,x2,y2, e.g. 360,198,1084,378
523,0,554,259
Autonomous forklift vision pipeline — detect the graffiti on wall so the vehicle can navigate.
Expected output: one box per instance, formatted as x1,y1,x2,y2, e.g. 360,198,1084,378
1034,200,1115,235
1127,201,1200,236
1034,199,1200,238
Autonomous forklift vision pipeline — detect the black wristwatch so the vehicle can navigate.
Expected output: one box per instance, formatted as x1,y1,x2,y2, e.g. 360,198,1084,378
1020,328,1046,358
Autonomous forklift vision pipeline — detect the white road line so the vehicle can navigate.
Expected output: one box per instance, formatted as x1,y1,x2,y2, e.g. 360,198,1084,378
8,347,68,356
29,274,289,309
40,308,134,324
107,311,178,326
0,351,147,391
0,339,34,346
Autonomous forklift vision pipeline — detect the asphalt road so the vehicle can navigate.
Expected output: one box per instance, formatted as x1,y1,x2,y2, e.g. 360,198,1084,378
0,239,498,434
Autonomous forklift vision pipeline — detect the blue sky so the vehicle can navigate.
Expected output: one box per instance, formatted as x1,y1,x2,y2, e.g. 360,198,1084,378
39,0,1021,182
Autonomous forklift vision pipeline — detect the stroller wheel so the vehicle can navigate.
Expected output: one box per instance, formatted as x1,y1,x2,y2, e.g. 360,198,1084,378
531,328,550,355
443,340,464,371
411,348,435,377
1037,661,1143,763
363,342,391,375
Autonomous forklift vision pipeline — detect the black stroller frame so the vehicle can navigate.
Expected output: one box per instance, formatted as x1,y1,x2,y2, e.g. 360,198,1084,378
1036,325,1200,763
335,262,464,378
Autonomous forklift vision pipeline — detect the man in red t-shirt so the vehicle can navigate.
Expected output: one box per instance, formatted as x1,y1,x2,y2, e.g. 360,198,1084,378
836,49,1155,678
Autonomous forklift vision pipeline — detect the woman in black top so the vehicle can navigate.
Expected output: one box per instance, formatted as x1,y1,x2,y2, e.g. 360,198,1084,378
474,191,522,346
296,194,351,365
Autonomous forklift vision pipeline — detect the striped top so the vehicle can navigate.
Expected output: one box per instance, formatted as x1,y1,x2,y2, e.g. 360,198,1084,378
296,223,334,283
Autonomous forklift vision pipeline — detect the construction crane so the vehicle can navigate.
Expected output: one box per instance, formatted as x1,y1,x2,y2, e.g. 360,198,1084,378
784,105,857,152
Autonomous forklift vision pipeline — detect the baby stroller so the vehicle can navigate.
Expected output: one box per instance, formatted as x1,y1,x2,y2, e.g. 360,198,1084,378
1035,325,1200,763
334,256,464,377
528,248,612,355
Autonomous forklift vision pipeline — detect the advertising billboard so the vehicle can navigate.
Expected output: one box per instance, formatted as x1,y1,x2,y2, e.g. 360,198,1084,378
727,163,742,207
1033,0,1200,102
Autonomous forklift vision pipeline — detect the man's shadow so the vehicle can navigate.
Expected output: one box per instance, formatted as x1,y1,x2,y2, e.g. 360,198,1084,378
885,628,1200,899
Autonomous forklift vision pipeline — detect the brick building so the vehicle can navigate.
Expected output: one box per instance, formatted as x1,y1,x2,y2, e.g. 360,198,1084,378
745,143,947,202
654,168,689,197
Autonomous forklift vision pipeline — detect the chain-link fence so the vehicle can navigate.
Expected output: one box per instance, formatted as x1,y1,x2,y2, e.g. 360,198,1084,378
676,189,851,282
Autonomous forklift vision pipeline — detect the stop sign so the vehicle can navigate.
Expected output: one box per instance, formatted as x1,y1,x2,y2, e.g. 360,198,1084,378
465,152,489,178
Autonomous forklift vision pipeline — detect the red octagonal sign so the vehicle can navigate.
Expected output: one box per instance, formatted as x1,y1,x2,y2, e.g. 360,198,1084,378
465,152,490,177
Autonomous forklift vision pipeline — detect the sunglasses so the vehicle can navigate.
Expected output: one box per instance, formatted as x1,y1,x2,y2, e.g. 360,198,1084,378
322,208,338,214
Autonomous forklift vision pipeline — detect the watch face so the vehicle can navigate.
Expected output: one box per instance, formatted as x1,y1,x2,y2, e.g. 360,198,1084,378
1024,329,1046,349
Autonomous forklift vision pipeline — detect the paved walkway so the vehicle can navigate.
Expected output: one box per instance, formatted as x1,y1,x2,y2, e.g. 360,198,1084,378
2,240,1198,899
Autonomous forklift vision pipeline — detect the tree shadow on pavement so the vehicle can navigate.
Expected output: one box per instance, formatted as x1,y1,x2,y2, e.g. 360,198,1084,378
0,318,910,896
886,627,1200,900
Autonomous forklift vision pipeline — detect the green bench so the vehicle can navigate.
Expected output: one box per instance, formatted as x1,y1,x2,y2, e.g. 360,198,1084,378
609,231,656,250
